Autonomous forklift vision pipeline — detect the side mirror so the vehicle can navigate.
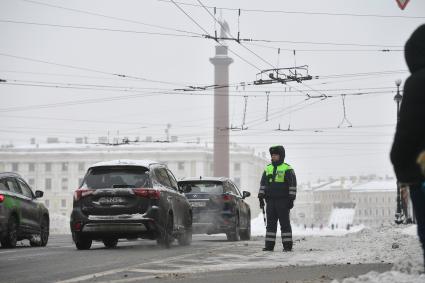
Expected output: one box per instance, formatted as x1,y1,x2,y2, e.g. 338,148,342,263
242,191,251,199
35,190,44,198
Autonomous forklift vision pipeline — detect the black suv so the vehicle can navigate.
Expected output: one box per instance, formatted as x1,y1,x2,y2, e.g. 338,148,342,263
70,160,192,250
178,177,251,241
0,172,49,248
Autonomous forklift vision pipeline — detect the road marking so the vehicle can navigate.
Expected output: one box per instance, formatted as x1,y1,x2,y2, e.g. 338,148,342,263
55,253,200,283
55,245,228,283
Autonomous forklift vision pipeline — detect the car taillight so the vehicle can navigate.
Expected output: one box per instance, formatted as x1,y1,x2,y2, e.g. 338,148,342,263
73,221,82,231
133,188,160,199
222,194,232,201
73,189,94,201
0,194,4,202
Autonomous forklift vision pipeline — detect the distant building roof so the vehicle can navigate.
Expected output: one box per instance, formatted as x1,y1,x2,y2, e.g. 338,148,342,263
351,180,396,192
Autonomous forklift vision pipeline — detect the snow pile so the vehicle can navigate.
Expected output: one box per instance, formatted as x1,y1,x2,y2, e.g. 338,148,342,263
251,214,364,237
328,208,355,228
331,227,424,283
49,213,70,234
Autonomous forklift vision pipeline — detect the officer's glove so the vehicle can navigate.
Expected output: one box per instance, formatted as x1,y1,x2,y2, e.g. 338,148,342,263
288,199,294,210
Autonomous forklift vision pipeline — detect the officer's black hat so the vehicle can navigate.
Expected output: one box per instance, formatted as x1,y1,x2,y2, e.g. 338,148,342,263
269,145,285,160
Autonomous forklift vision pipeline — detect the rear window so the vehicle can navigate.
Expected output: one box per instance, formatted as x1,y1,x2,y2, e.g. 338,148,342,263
180,181,224,194
81,166,151,189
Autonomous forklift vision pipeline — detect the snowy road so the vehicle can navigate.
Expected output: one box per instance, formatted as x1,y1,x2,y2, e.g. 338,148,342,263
0,224,423,283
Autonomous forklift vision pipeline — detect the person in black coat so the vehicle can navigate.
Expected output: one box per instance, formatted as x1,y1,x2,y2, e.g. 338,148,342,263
390,24,425,270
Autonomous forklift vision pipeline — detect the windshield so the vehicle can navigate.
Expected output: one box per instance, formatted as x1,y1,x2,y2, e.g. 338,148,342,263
180,181,224,194
81,166,151,189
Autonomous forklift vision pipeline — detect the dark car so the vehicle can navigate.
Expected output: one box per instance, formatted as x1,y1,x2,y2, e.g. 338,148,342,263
70,160,192,250
178,177,251,241
0,172,49,248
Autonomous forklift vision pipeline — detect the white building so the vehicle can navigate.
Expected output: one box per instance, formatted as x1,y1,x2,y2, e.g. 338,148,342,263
0,142,267,218
351,180,397,226
292,177,397,227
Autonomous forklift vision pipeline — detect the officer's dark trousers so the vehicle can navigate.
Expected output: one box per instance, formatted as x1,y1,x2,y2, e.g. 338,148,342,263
410,183,425,269
265,198,292,250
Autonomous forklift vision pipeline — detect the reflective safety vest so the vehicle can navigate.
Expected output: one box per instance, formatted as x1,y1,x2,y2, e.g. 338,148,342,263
265,163,292,183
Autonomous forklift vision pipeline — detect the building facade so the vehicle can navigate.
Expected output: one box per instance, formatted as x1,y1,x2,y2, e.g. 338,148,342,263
0,142,267,218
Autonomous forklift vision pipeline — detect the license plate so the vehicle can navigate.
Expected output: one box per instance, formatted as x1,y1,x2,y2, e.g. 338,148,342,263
190,201,206,207
99,197,125,205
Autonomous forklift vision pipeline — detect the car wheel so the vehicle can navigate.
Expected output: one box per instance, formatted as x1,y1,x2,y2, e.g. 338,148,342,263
240,216,251,241
226,215,240,242
103,238,118,248
178,211,192,246
1,216,18,248
157,215,173,248
74,233,92,250
30,217,49,247
178,228,192,246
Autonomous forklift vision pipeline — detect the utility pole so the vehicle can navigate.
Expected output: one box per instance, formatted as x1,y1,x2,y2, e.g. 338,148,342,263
209,20,233,177
394,79,403,224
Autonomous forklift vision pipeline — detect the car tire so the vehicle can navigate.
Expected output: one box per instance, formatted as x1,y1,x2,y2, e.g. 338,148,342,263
178,211,192,246
226,215,240,242
1,216,18,248
178,227,192,246
74,234,92,250
40,217,49,246
157,215,173,248
103,238,118,248
240,216,251,241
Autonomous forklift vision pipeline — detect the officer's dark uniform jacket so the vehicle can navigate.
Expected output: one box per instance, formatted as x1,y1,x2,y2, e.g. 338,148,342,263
258,145,297,251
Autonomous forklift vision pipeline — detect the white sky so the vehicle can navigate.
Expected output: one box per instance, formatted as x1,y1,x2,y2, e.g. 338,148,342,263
1,0,424,181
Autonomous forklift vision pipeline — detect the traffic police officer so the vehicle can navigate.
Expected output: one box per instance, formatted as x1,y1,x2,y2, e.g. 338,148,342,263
258,145,297,251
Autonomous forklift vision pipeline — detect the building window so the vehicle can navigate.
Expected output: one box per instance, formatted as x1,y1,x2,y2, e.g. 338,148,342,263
78,162,85,171
45,199,50,208
61,178,68,191
234,163,241,171
178,162,185,170
45,178,52,190
28,178,35,186
12,163,19,172
61,162,68,172
45,163,52,172
28,163,35,172
61,199,66,208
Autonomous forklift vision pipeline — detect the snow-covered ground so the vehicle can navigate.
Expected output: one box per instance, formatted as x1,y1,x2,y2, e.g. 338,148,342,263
50,214,424,282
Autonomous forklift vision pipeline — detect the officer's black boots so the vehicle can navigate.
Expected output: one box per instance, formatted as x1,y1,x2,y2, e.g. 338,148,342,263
262,247,274,251
283,242,293,252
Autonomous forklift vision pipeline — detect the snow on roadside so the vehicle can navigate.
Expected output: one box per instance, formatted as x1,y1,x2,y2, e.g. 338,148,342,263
331,225,423,283
251,214,364,237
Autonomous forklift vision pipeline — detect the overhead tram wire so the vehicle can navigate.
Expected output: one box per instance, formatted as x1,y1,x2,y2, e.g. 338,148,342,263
0,20,204,39
169,0,262,72
0,19,402,49
157,0,425,19
244,42,403,53
20,0,203,36
0,52,189,87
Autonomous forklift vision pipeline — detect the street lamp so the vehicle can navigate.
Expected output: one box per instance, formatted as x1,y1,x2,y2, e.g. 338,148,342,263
394,79,403,224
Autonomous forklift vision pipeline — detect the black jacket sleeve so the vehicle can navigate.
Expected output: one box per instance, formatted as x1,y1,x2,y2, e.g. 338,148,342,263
390,72,425,184
285,169,297,200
